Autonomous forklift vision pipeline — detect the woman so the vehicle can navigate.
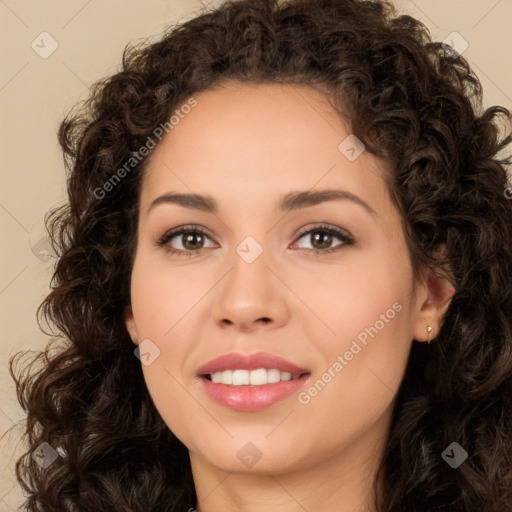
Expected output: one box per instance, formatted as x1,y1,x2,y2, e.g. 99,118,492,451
9,0,512,510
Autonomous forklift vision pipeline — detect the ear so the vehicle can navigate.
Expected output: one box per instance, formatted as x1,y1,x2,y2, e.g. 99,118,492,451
413,266,456,343
124,304,140,346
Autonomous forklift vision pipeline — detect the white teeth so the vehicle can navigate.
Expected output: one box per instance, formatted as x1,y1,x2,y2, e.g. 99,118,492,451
220,369,233,385
249,368,267,385
209,368,300,386
280,371,292,381
267,368,281,383
232,369,249,385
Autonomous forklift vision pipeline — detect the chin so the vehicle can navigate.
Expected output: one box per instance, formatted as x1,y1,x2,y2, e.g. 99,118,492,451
189,435,308,475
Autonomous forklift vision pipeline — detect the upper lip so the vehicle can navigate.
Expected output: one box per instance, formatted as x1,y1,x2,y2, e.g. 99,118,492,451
197,352,310,376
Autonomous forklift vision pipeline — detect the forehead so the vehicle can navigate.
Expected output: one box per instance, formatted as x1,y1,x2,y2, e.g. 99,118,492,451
140,82,391,215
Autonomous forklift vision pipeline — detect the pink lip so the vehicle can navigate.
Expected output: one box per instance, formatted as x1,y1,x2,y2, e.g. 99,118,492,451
196,352,311,412
196,352,310,376
200,376,311,411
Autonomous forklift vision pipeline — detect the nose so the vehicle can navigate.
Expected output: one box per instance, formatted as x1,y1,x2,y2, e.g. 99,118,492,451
212,249,290,333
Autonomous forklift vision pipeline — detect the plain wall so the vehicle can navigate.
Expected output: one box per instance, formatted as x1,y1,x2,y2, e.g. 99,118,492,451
1,0,511,508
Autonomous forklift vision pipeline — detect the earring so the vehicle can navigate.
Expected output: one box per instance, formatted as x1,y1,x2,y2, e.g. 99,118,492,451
426,325,433,344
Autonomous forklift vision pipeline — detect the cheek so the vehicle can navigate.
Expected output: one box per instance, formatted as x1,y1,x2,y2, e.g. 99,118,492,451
293,295,413,461
128,254,209,421
303,247,413,349
129,253,208,336
299,251,414,417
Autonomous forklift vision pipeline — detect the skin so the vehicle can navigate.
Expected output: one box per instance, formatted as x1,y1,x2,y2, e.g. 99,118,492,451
124,82,455,512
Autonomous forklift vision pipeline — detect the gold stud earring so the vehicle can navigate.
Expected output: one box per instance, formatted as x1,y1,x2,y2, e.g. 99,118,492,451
426,325,433,344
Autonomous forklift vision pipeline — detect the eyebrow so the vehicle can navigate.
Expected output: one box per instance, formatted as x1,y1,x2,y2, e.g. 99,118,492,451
146,189,377,217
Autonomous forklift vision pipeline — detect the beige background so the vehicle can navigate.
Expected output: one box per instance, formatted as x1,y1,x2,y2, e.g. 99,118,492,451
1,0,511,509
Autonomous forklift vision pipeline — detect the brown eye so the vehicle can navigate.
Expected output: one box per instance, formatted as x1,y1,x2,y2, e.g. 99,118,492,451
309,231,334,250
157,225,215,256
180,231,206,251
292,224,354,254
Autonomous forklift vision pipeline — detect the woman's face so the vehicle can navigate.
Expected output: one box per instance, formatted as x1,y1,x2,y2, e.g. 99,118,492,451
125,82,430,477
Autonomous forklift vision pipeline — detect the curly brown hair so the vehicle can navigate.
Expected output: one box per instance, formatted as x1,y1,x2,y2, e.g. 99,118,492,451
8,0,512,510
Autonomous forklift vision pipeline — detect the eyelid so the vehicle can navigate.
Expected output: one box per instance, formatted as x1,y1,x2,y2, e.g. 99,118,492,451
156,224,217,248
293,223,354,244
157,222,354,254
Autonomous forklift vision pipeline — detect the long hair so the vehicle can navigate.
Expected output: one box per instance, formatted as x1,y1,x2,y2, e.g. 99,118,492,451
8,0,512,510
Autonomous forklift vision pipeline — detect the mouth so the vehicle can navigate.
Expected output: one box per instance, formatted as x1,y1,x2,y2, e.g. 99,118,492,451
196,352,311,411
198,371,311,411
201,368,310,386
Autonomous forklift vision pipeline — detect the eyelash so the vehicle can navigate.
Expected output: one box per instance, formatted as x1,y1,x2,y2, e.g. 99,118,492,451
156,223,355,257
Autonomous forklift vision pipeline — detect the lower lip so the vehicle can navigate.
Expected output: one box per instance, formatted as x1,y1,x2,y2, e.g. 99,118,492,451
199,374,310,411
